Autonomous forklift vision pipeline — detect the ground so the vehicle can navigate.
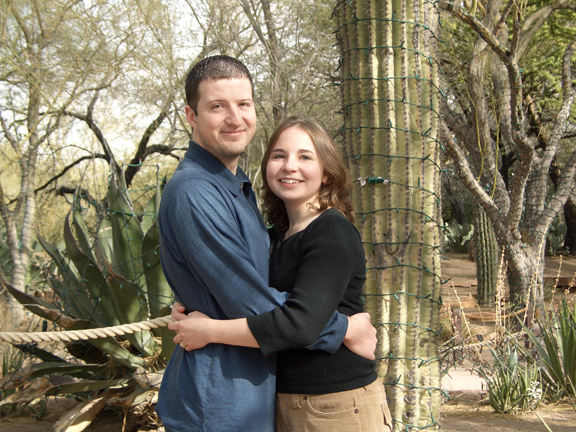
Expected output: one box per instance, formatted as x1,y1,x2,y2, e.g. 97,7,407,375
1,254,575,431
441,402,576,432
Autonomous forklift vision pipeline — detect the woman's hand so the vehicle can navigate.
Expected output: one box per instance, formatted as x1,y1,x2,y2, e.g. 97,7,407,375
169,311,214,351
171,301,187,321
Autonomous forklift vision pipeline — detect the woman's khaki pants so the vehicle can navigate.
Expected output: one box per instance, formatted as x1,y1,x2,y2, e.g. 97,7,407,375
276,379,393,432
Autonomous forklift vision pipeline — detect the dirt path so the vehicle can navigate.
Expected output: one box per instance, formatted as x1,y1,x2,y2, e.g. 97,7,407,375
441,402,576,432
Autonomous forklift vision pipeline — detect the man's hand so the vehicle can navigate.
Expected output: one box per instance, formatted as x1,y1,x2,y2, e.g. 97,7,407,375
343,312,377,360
169,311,213,351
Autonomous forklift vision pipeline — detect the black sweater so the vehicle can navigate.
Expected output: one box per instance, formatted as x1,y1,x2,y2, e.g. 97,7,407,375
247,209,377,394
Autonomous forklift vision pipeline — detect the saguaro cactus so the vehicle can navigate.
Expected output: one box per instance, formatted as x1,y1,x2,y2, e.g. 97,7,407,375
334,0,443,430
475,205,499,306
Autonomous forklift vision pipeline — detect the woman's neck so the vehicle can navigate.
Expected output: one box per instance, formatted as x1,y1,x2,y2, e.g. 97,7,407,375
284,203,324,240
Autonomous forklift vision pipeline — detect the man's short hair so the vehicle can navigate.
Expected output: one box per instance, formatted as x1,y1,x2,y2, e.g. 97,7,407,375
185,55,255,113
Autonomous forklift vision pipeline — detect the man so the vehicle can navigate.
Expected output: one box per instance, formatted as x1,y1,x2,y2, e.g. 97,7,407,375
156,56,376,432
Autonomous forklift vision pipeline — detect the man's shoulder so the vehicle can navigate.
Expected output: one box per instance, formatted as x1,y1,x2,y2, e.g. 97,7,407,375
165,162,219,194
159,167,226,218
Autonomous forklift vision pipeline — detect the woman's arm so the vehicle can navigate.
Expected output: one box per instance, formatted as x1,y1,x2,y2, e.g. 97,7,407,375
170,303,376,360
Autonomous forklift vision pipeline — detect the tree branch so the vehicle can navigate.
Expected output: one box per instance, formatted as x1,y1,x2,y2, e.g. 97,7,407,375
542,38,576,169
34,153,108,194
517,0,576,58
0,112,19,153
63,107,114,167
537,149,576,241
123,38,218,185
440,121,501,227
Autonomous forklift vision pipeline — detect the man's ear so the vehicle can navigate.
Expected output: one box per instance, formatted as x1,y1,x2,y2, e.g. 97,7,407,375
185,105,197,129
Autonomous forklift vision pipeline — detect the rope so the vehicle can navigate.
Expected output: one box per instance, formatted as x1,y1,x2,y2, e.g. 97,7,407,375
0,316,174,344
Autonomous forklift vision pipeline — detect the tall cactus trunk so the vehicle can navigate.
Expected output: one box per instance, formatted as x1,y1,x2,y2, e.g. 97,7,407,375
475,204,499,306
334,1,442,430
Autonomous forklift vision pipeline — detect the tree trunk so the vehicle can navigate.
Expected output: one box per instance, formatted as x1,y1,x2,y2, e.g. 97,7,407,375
504,242,545,313
335,1,442,429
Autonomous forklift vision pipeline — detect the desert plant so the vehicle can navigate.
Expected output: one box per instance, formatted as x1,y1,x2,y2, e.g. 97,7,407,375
475,205,499,306
442,223,474,254
334,0,444,427
522,299,576,400
0,345,23,417
546,220,568,256
477,344,543,414
0,166,174,428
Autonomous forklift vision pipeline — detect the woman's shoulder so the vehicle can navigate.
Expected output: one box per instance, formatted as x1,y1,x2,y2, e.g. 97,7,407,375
317,208,355,226
309,209,360,239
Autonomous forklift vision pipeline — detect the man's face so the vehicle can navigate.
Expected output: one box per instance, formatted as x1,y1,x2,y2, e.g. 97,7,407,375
186,78,256,173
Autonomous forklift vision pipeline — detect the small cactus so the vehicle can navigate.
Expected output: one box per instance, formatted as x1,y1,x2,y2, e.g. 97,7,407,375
475,205,499,306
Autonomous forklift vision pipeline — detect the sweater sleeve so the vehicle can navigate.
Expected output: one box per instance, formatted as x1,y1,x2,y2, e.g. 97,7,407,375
247,213,365,356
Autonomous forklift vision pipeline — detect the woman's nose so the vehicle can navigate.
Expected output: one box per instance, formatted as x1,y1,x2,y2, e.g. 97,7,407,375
282,156,297,171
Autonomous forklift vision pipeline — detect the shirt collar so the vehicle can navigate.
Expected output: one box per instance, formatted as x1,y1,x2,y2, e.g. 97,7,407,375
185,140,252,197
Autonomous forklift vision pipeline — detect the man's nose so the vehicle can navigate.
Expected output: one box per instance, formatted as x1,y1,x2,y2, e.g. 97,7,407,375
226,106,242,125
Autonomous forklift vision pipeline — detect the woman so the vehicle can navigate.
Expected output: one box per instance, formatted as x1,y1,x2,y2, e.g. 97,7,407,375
171,117,392,431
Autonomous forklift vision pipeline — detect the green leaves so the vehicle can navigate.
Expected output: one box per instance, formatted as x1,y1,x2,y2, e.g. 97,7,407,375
44,169,174,361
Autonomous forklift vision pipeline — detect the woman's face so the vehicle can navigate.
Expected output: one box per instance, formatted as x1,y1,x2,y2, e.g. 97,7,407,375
266,126,327,209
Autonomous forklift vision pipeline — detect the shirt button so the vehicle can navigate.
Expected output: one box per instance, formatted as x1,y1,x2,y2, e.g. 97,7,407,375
303,396,308,400
355,409,359,413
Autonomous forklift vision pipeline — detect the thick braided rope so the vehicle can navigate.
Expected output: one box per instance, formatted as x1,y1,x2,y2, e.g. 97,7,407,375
0,316,174,344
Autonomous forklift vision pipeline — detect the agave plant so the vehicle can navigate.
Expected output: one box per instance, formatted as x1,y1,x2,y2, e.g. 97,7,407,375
0,166,174,429
477,344,543,414
522,299,576,401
